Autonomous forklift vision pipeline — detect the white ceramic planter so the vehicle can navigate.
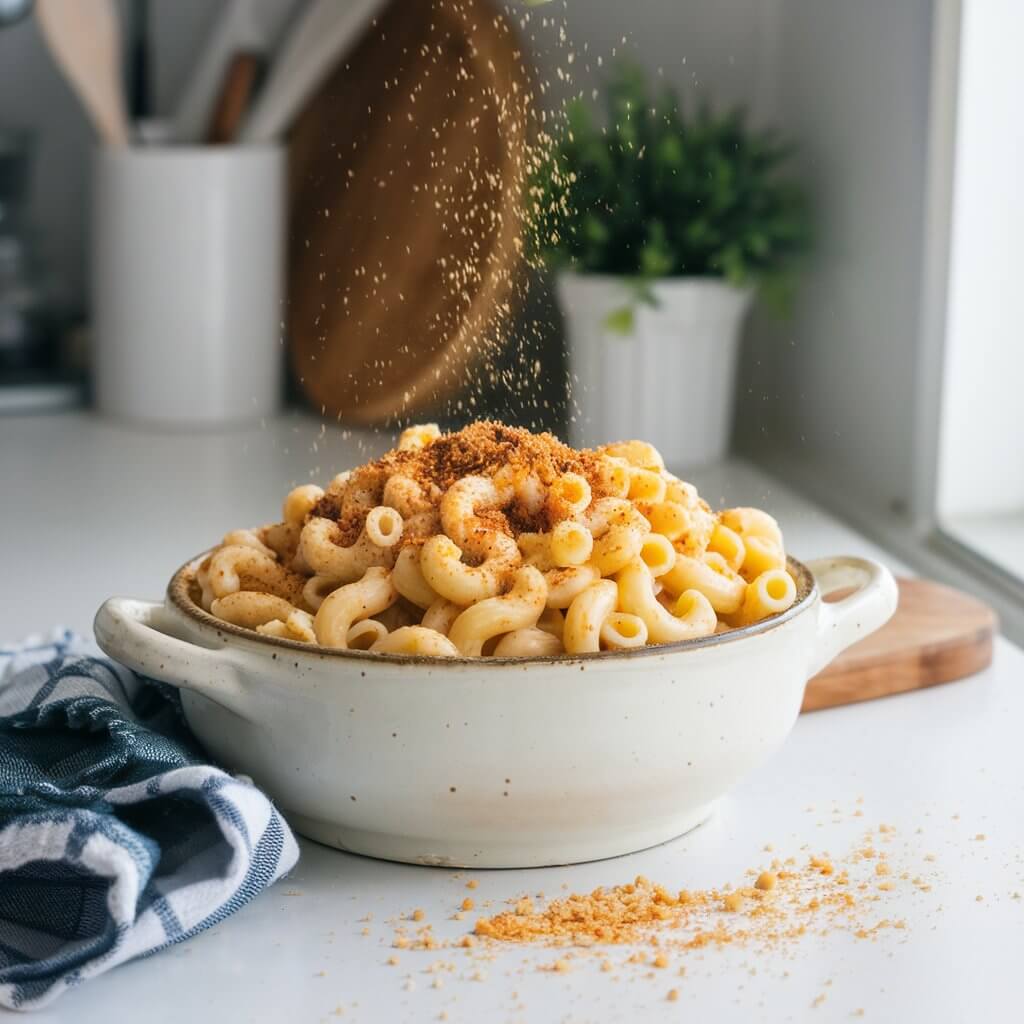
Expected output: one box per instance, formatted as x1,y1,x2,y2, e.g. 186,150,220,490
557,274,754,467
94,553,897,869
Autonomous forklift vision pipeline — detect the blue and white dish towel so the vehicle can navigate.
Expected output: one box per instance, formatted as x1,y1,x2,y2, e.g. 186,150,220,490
0,631,299,1010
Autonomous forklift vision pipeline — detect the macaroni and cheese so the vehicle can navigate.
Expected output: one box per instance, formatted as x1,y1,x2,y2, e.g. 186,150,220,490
195,422,799,657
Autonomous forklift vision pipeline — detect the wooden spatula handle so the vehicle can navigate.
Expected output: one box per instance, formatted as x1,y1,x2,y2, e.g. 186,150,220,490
36,0,130,146
206,53,263,144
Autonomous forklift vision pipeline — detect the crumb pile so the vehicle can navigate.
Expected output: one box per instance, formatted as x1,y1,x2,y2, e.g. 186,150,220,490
382,829,928,967
366,421,611,494
321,419,606,499
312,420,618,541
317,805,1023,1015
472,850,907,954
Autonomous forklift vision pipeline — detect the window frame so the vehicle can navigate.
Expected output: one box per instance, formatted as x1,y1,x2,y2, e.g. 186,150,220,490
915,0,1024,635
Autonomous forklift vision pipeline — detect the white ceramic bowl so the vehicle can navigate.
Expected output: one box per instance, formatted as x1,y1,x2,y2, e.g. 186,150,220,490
94,554,896,868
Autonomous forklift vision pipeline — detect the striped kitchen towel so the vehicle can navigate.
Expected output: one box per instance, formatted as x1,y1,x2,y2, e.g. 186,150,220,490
0,631,299,1010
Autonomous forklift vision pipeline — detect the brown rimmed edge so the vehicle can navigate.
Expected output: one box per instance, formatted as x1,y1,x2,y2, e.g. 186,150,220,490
166,553,818,668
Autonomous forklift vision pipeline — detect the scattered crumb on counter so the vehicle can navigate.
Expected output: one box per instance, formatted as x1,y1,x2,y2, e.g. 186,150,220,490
722,892,744,912
810,856,834,876
367,817,962,1009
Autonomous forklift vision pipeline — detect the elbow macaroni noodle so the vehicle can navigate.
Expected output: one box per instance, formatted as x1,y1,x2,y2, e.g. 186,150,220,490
195,423,799,657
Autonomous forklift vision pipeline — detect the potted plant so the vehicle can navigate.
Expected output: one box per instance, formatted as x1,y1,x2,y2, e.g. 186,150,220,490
527,66,809,466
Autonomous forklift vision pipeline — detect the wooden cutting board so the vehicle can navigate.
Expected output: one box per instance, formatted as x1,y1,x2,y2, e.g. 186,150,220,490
802,578,997,712
287,0,531,425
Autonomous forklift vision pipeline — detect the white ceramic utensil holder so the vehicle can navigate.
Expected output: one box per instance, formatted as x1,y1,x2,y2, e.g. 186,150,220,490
558,274,754,469
92,145,285,425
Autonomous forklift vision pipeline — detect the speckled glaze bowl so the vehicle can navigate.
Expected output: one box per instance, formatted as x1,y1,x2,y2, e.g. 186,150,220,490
94,554,896,868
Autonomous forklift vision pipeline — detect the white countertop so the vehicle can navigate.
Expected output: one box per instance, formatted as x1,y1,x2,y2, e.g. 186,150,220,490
2,412,1023,1023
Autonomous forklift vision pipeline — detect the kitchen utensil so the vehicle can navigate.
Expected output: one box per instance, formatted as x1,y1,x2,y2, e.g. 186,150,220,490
206,52,263,144
35,0,130,146
94,554,897,868
240,0,386,143
171,0,297,145
92,144,285,425
803,576,996,711
0,0,32,28
126,0,151,120
287,0,531,423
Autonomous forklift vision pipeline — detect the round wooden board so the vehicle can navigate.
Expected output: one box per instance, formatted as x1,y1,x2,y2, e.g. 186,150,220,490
287,0,531,425
802,578,998,712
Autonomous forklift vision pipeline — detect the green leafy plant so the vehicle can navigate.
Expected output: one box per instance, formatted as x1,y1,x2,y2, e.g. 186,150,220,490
527,65,810,331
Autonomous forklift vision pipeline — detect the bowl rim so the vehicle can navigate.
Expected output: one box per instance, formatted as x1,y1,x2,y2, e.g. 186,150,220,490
166,553,818,667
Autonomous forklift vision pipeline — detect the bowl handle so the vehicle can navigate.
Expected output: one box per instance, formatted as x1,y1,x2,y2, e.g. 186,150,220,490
805,556,899,676
94,597,253,720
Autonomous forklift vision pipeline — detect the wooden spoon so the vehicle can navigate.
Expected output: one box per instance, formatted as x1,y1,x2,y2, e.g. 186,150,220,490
205,52,263,144
171,0,297,144
35,0,130,146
